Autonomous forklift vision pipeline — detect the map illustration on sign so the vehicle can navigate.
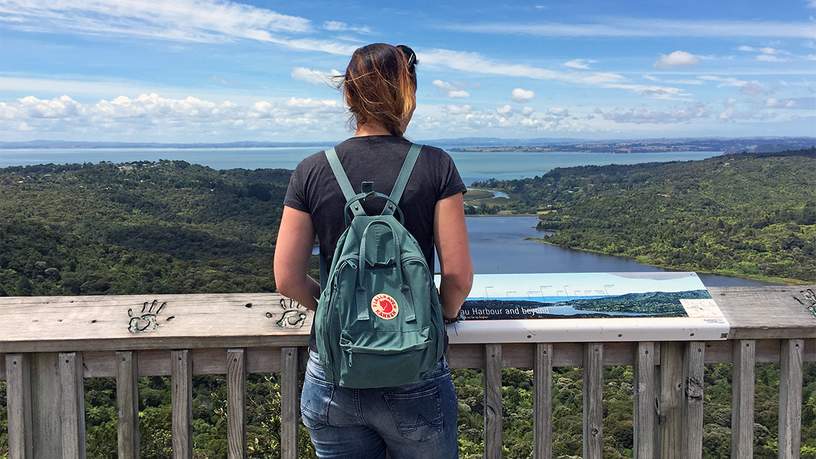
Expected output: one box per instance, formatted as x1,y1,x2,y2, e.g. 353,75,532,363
462,272,709,320
437,272,729,343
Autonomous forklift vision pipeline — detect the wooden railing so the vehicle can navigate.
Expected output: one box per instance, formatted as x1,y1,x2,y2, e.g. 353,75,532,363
0,285,814,458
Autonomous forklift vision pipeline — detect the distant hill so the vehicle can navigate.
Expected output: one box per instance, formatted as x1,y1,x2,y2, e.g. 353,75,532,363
474,148,816,283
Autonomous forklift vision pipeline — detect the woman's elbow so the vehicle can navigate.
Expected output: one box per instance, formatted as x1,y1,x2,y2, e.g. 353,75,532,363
273,267,296,297
442,267,474,294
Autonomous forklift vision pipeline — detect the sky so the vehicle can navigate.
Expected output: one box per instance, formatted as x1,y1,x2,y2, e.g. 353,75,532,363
0,0,814,142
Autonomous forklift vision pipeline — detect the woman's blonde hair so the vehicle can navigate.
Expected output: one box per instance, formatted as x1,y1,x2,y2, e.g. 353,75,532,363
339,43,418,136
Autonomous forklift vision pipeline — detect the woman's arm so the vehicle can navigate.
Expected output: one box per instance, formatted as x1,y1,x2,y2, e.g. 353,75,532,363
273,206,320,311
433,192,474,320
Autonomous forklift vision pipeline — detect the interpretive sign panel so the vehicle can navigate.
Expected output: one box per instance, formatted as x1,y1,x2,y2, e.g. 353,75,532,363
439,272,730,343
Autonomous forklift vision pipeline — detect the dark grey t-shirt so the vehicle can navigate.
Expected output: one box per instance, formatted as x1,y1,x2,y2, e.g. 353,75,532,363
282,134,467,352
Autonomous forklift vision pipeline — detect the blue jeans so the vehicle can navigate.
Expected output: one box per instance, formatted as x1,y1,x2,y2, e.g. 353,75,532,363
301,350,459,458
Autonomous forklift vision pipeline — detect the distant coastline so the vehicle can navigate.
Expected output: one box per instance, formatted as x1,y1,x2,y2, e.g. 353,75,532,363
450,136,816,154
2,136,814,153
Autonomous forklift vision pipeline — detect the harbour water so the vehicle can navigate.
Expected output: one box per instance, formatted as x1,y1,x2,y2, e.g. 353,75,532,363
0,146,723,185
458,215,767,288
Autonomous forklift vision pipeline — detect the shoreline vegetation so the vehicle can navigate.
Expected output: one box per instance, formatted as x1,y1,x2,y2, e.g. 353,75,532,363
1,150,815,456
449,136,815,154
467,148,816,285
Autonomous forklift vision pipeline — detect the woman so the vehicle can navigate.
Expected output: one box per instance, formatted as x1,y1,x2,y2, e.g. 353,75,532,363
274,43,473,458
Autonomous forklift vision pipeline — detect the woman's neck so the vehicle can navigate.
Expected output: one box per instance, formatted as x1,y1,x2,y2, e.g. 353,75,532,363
354,122,393,137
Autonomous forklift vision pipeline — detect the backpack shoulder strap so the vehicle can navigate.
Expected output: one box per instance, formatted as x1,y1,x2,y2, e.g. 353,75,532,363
326,147,366,217
325,147,356,202
387,143,422,206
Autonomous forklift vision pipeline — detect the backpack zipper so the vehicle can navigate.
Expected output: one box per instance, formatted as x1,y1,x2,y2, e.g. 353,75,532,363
324,255,358,381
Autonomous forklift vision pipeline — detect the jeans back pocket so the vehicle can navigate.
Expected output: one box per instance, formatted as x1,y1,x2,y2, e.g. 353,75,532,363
301,375,335,431
383,383,444,442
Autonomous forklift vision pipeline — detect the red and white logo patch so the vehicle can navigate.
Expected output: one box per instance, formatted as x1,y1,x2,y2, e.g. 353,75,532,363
370,293,399,320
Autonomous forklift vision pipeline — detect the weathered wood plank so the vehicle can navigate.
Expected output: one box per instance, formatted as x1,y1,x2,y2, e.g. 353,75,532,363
116,351,139,459
709,285,816,339
0,293,311,354
0,335,310,354
83,347,284,378
658,342,683,458
731,340,755,459
59,352,86,459
6,354,33,459
534,343,552,459
484,343,503,459
446,342,643,369
31,353,62,458
583,343,603,459
778,339,803,459
280,347,299,459
171,350,192,459
683,342,705,459
633,342,655,459
227,349,247,459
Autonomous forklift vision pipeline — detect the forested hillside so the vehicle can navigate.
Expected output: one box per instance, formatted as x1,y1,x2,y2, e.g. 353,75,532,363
0,160,290,297
474,149,816,283
0,159,814,457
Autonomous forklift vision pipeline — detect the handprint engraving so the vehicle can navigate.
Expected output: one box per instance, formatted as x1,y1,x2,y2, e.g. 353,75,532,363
793,288,816,318
275,297,307,328
128,299,167,333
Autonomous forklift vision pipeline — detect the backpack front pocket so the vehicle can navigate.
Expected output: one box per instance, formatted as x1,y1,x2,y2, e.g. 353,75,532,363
337,328,433,388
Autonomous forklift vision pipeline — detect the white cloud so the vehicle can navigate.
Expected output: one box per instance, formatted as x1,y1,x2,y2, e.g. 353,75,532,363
414,103,584,134
643,75,703,85
766,97,816,109
738,45,792,63
654,51,700,68
563,59,596,70
511,88,535,103
698,75,767,96
322,21,371,34
0,93,347,139
756,54,787,62
291,67,342,86
443,18,816,39
431,80,470,98
0,0,359,55
595,104,708,124
420,48,683,98
808,0,816,8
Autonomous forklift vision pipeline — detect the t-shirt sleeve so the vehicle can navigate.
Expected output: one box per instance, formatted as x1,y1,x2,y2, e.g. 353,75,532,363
283,160,310,212
436,149,467,201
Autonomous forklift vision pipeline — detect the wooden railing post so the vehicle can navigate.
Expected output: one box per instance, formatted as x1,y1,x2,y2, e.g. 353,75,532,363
31,353,63,458
683,342,705,459
658,342,683,458
778,339,803,459
583,343,603,459
171,350,192,459
116,351,139,459
484,343,502,459
58,352,86,459
227,349,247,459
280,347,299,459
6,353,33,459
534,343,553,459
731,340,755,458
633,342,656,459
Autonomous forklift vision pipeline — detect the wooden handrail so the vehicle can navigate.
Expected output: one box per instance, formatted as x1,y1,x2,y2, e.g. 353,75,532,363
0,285,813,458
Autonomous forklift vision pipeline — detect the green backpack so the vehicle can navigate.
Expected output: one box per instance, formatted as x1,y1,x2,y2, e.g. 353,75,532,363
314,143,446,388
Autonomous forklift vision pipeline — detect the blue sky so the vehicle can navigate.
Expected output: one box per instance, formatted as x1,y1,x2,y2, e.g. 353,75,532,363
0,0,814,142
